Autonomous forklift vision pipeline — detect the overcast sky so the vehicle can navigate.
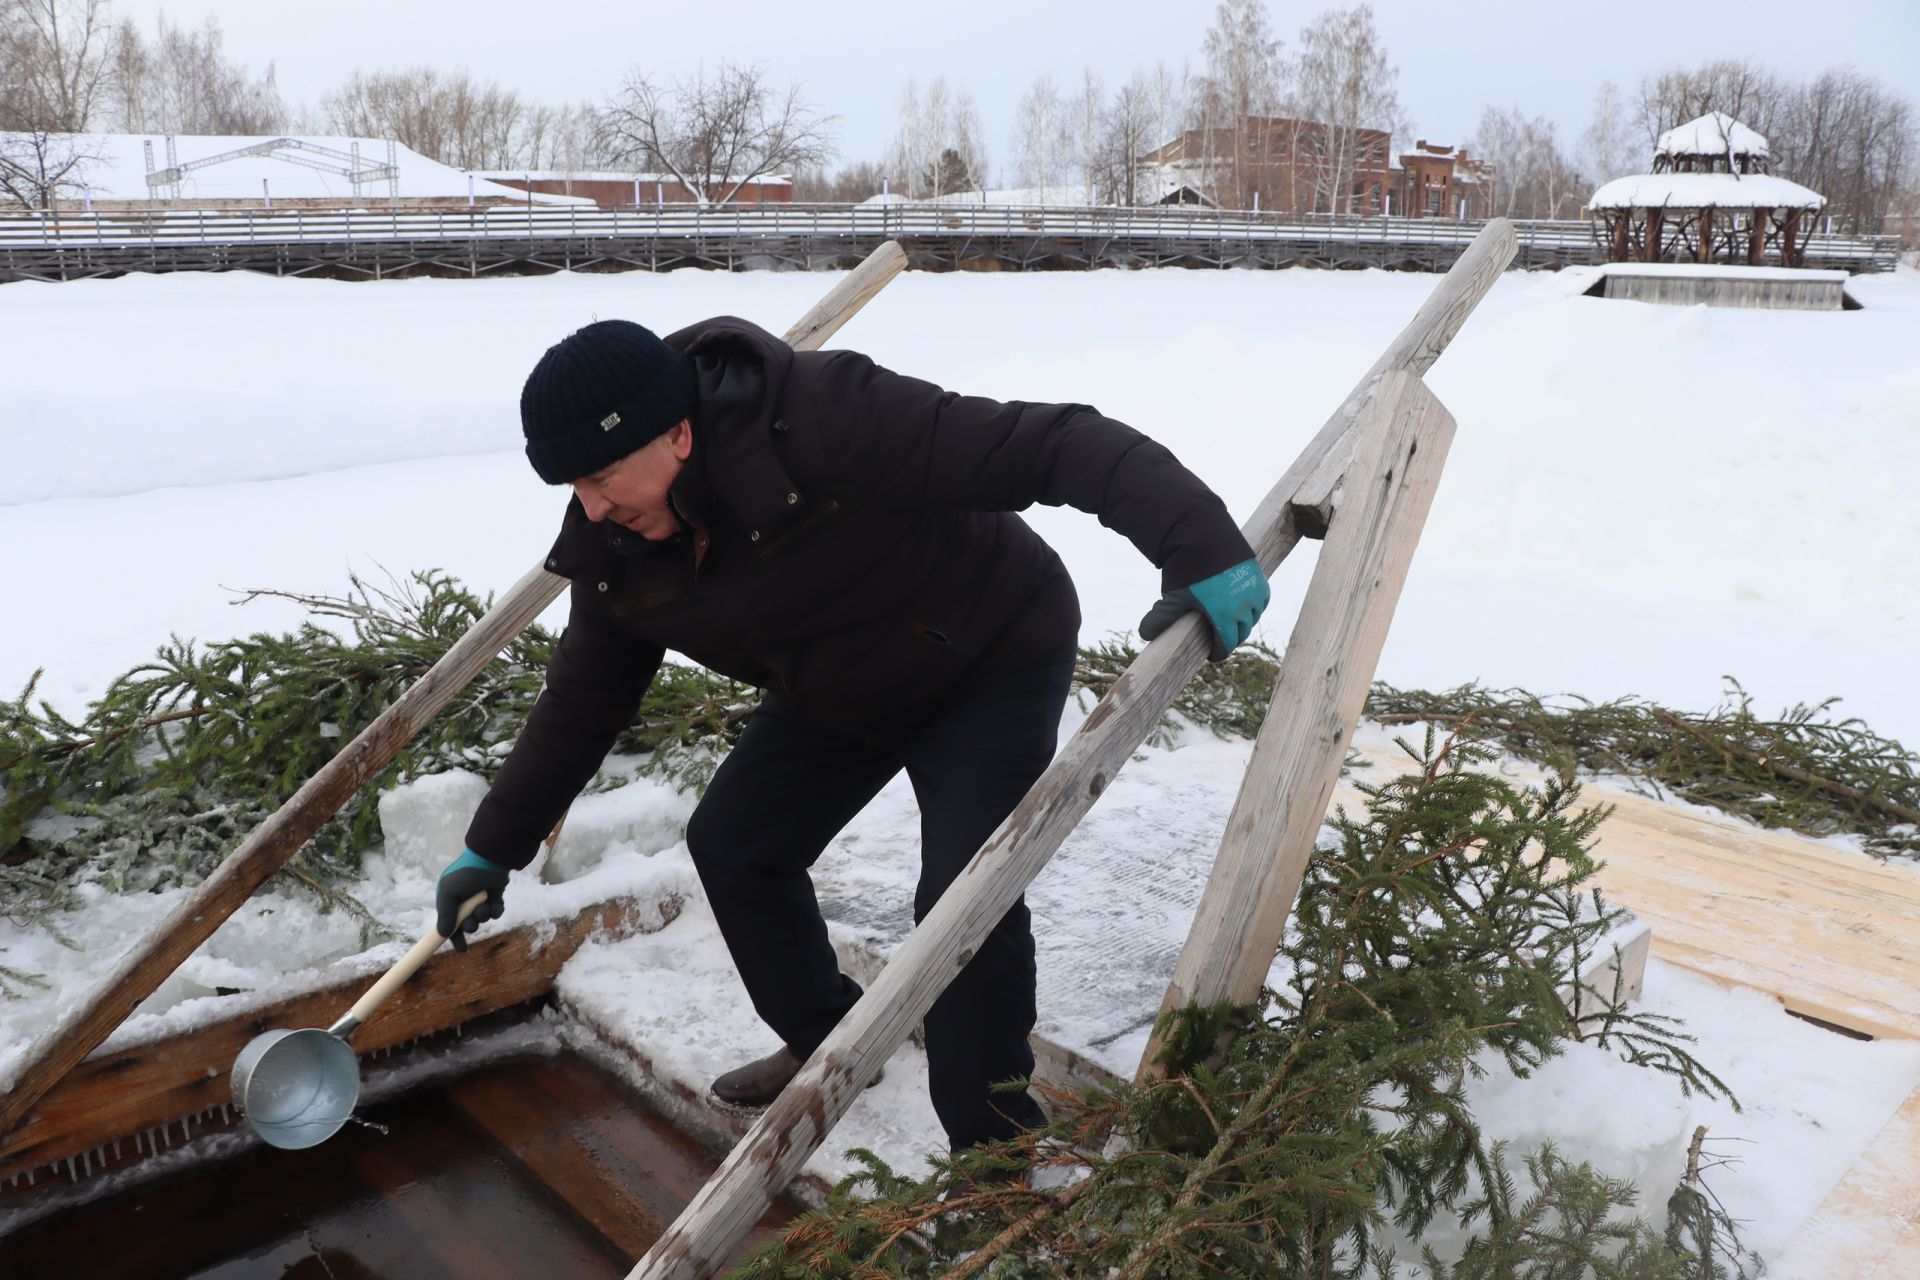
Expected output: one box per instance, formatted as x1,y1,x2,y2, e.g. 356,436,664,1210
109,0,1919,179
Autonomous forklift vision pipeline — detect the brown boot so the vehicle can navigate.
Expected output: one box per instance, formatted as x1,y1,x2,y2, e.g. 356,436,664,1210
709,1047,884,1112
711,1047,803,1111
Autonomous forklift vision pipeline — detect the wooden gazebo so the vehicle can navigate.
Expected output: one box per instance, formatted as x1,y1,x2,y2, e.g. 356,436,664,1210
1588,112,1826,267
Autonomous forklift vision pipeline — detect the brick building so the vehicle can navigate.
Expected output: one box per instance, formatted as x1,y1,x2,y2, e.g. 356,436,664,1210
1392,140,1493,219
1138,119,1492,219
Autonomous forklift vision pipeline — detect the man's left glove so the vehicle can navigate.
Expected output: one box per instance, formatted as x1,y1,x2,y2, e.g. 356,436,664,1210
436,848,509,952
1139,556,1270,662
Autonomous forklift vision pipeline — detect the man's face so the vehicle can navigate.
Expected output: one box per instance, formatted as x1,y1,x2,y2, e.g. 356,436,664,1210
571,419,693,540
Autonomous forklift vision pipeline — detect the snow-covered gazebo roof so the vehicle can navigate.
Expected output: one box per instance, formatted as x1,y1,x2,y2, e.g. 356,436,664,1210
1589,172,1824,211
1656,112,1771,162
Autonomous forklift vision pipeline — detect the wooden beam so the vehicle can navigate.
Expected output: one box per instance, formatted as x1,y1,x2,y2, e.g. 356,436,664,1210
1137,371,1457,1078
0,240,911,1144
0,895,674,1188
1768,1082,1920,1279
623,220,1519,1280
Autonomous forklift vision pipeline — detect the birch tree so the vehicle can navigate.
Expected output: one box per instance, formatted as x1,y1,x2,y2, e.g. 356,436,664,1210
1098,69,1156,205
1198,0,1282,209
112,14,285,135
1010,73,1067,195
1292,3,1399,215
1070,66,1103,204
888,76,984,199
1580,80,1638,184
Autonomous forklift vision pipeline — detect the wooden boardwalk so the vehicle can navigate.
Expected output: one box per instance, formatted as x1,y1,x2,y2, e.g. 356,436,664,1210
0,203,1899,282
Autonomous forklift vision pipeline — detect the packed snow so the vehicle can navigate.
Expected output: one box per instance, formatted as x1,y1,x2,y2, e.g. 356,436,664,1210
1588,170,1826,210
1656,112,1772,161
2,260,1919,1261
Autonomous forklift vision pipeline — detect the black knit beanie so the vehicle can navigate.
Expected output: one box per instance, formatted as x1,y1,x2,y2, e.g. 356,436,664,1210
520,320,696,484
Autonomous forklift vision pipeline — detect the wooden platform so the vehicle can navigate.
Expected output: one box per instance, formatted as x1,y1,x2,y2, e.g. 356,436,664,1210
0,892,678,1193
1339,722,1920,1043
1338,724,1920,1278
1769,1083,1920,1279
1586,262,1857,310
0,1055,797,1279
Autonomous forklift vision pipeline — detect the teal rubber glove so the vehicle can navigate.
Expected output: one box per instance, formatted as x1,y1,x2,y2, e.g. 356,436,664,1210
1139,557,1270,662
436,848,509,952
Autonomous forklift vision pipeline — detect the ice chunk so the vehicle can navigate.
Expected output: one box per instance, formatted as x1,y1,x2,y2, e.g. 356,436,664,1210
377,770,491,877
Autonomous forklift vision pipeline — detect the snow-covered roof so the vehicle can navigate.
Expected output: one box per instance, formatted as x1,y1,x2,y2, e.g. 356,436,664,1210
6,133,590,204
471,170,791,186
1656,112,1771,160
1589,171,1823,210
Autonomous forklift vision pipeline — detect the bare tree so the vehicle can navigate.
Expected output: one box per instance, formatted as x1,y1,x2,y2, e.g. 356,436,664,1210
1010,73,1068,194
1,0,113,208
596,62,835,206
1,0,113,131
1098,69,1156,206
887,76,984,199
791,158,884,203
1632,57,1785,152
0,126,99,208
322,67,535,170
1197,0,1282,208
1472,104,1586,219
1580,80,1638,183
519,101,601,172
1067,67,1103,204
112,13,285,135
1292,3,1399,215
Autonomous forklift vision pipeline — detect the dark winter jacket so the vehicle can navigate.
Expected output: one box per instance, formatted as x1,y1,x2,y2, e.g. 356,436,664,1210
464,316,1254,869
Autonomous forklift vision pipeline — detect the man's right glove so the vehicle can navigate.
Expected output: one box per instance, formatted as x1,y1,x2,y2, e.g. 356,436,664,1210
436,848,509,952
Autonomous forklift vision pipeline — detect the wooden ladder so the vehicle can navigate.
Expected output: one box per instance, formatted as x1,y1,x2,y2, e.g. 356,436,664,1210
629,219,1519,1279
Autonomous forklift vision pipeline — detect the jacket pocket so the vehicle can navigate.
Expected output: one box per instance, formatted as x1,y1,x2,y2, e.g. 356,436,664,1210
611,585,690,618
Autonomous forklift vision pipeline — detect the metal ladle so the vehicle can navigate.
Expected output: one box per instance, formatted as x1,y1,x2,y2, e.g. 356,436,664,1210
229,891,488,1150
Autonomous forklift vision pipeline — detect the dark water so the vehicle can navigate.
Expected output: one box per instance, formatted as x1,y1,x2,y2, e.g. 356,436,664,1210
0,1055,794,1280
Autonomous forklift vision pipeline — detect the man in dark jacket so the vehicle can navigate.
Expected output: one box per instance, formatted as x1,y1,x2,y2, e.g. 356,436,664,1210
436,316,1268,1153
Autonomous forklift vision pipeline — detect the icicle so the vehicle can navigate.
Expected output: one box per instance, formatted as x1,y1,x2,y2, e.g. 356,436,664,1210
64,1157,76,1183
182,1114,192,1140
25,1168,34,1186
81,1149,92,1178
221,1103,233,1126
112,1139,123,1160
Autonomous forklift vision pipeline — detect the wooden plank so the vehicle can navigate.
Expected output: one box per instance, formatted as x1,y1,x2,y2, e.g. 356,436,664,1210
445,1058,799,1266
1768,1082,1920,1279
0,240,911,1144
1329,724,1920,1042
0,895,673,1185
1138,372,1457,1077
625,219,1522,1280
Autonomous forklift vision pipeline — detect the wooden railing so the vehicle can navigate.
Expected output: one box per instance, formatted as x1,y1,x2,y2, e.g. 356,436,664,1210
0,202,1898,268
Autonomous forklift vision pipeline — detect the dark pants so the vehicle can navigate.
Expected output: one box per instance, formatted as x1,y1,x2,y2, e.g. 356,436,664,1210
685,651,1076,1151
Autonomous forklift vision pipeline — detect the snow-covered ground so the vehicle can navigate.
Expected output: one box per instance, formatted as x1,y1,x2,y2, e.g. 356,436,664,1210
2,262,1918,1261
